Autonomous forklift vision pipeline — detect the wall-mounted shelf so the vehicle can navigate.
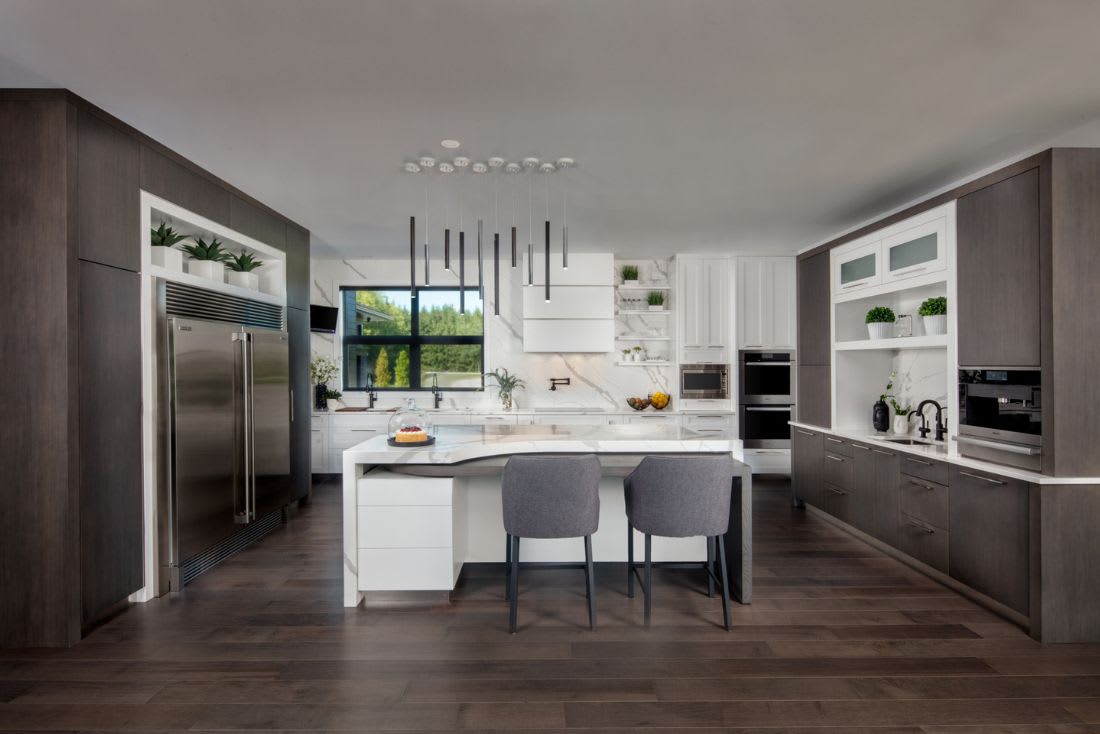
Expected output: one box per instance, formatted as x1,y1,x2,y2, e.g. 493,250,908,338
618,284,671,291
617,309,672,315
835,334,949,351
616,336,671,341
145,264,284,306
616,361,671,367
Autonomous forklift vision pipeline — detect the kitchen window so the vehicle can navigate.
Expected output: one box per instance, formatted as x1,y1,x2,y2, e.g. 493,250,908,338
340,286,484,391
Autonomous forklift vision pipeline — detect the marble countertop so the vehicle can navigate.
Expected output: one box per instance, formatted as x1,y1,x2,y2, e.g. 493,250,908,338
316,405,732,417
789,421,1098,485
343,423,741,466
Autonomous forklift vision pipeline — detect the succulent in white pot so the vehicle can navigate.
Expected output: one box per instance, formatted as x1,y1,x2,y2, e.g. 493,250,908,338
646,290,665,311
621,264,639,287
226,251,264,291
150,222,187,271
919,296,947,336
865,306,896,340
324,388,342,412
182,236,231,282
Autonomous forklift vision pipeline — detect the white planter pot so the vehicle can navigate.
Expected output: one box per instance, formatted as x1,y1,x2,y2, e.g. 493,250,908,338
326,399,341,412
189,259,225,283
922,314,947,336
867,322,894,340
151,247,184,272
647,304,664,311
893,414,910,435
623,279,639,287
227,270,260,290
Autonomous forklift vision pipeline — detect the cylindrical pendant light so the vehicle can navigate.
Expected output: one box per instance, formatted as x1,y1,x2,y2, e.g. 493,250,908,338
526,176,534,286
409,216,416,295
511,226,517,268
459,230,466,314
493,232,500,317
477,219,484,301
444,228,451,271
527,242,534,286
544,219,550,303
562,186,568,270
423,180,430,286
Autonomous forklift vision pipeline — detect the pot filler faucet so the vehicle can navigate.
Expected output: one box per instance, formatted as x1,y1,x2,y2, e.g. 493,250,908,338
916,399,947,441
550,378,571,391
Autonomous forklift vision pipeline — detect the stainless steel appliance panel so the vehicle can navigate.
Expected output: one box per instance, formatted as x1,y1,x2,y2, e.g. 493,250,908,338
247,328,291,520
957,368,1041,471
740,404,793,449
739,350,795,405
680,363,729,400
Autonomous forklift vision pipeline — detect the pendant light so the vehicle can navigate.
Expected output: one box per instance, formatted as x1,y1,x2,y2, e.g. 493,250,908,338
477,219,484,301
458,176,465,314
493,172,501,316
423,179,430,286
557,158,574,271
544,171,551,303
409,215,416,296
506,162,521,268
526,174,534,287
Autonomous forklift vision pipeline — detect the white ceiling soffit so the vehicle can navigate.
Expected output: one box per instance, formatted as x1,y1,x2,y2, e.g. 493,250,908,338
2,0,1100,258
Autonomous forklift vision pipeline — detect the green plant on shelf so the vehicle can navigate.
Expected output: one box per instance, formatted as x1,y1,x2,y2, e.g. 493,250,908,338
865,305,896,324
646,291,665,306
918,296,947,317
621,264,639,281
888,397,912,417
323,388,342,400
621,348,632,358
181,236,231,262
226,251,264,272
151,222,187,248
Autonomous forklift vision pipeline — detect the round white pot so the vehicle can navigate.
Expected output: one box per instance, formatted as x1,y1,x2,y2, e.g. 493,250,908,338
867,322,894,340
189,259,225,283
326,399,341,412
151,247,184,272
227,270,260,291
893,414,910,435
622,279,639,287
923,314,947,336
647,304,664,311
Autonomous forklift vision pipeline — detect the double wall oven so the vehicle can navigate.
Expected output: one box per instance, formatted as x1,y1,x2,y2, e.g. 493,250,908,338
739,351,796,448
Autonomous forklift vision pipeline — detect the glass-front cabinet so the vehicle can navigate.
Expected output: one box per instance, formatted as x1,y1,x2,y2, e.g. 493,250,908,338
883,217,946,282
833,240,881,293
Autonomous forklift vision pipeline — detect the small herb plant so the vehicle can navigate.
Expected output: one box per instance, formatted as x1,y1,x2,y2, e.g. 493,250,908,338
918,296,947,317
324,388,342,400
632,345,644,354
484,368,526,397
310,355,339,387
151,222,187,248
621,264,639,281
227,251,264,272
181,236,231,262
865,306,896,324
888,398,912,417
646,291,665,306
621,348,632,358
880,371,911,415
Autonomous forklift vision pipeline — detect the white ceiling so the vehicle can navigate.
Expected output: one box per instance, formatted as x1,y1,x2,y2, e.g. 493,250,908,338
3,0,1100,258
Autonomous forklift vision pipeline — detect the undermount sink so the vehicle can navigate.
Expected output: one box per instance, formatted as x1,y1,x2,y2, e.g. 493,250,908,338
879,437,931,445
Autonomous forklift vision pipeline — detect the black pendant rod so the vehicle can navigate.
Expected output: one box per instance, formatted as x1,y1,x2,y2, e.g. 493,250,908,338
511,226,517,268
444,228,451,271
459,230,465,314
477,219,484,300
409,216,416,295
493,232,500,317
544,219,550,303
424,242,430,286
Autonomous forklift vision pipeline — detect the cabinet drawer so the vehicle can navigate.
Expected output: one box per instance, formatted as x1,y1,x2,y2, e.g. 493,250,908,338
357,548,456,591
821,482,851,522
900,455,949,485
898,512,949,573
823,452,853,489
682,413,733,430
469,414,519,425
898,475,949,529
357,474,453,506
822,435,852,457
357,506,452,549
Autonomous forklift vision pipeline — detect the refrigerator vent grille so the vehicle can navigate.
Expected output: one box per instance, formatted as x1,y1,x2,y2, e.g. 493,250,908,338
164,281,284,330
180,510,283,586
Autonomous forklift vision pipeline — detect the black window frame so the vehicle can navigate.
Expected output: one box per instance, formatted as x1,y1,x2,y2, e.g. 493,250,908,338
340,285,485,392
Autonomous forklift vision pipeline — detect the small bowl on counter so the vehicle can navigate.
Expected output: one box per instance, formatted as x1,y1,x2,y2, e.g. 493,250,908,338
625,396,651,412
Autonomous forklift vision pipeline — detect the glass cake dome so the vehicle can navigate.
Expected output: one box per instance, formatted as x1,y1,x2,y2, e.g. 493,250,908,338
388,398,435,443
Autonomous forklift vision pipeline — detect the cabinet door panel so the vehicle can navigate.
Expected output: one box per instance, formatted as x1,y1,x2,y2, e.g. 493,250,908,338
870,447,900,546
738,258,765,349
285,224,310,311
797,253,830,365
287,307,311,502
833,240,881,293
770,257,797,349
705,258,729,349
848,443,875,534
140,146,230,226
792,427,823,506
229,195,287,250
77,109,139,270
956,169,1041,367
797,365,830,427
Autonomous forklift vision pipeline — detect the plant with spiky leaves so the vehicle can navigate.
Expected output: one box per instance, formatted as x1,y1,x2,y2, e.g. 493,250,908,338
181,236,232,262
226,251,264,272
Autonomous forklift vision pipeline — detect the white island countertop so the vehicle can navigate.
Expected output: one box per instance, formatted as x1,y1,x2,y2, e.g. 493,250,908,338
344,423,741,466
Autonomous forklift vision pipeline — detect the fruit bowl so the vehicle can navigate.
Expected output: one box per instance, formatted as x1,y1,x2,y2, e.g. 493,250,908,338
649,391,670,410
626,396,651,411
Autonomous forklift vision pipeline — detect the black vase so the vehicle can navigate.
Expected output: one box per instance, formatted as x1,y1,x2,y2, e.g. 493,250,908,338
872,400,889,432
314,384,327,411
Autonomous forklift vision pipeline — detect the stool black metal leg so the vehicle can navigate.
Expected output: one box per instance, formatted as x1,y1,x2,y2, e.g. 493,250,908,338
509,535,520,633
584,535,596,630
706,536,716,598
643,533,653,627
505,533,512,601
626,524,634,598
716,534,731,631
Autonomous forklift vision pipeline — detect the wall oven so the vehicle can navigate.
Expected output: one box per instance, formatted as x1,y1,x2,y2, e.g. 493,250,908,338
740,405,794,449
679,363,728,400
739,351,795,404
957,369,1042,471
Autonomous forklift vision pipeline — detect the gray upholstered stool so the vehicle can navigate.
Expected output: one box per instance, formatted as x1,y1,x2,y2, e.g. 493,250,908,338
624,455,736,630
502,454,601,634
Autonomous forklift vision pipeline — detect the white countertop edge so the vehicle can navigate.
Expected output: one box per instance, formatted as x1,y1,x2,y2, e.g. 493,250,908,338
789,421,1099,486
314,407,733,418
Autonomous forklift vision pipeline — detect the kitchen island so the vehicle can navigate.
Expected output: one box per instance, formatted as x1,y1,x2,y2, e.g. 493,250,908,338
342,423,749,607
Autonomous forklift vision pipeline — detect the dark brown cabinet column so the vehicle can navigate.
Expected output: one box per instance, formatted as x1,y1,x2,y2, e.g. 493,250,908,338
796,251,831,426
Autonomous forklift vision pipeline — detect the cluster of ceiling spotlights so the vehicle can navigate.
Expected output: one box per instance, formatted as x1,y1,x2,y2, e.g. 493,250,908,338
403,140,575,175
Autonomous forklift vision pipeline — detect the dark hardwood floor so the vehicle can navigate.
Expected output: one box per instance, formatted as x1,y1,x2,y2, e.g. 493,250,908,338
3,476,1100,732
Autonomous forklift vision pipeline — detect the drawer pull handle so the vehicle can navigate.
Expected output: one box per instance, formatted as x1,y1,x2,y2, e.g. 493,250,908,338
852,444,870,451
872,449,896,456
351,429,378,433
904,517,935,534
908,480,935,492
827,486,846,496
826,455,845,463
907,458,932,466
825,437,843,444
958,470,1006,486
796,429,816,437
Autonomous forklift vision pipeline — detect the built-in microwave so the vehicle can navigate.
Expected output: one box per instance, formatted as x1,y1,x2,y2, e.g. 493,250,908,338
957,369,1042,471
739,350,795,405
680,363,728,400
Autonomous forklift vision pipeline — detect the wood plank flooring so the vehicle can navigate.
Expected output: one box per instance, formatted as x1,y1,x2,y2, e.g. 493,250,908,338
2,476,1100,731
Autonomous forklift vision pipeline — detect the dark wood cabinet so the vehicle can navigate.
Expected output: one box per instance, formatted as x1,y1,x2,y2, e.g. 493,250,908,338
957,168,1041,367
949,466,1029,615
791,427,823,507
848,443,875,535
78,262,144,626
140,146,231,226
869,446,900,547
230,194,287,249
287,306,312,504
797,252,830,366
76,109,139,271
797,365,830,427
285,224,310,311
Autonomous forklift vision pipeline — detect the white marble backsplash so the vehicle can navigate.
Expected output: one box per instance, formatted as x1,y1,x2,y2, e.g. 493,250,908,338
310,256,676,411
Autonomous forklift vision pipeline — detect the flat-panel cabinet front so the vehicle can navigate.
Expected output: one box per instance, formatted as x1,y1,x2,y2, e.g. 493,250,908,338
833,240,881,294
738,257,796,349
678,257,730,361
791,427,823,506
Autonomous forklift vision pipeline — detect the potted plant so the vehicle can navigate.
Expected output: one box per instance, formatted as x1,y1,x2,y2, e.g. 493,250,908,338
620,348,632,362
632,345,644,362
485,367,526,411
888,397,913,435
226,251,264,291
324,388,343,412
182,236,231,282
865,306,896,340
621,264,639,287
919,296,947,336
150,222,188,271
310,355,339,411
646,291,665,311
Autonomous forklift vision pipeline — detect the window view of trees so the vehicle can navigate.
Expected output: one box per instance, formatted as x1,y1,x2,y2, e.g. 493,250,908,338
341,287,483,391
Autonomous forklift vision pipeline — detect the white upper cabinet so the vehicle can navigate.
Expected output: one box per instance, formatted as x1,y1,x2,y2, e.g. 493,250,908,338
882,216,947,282
833,239,882,294
737,256,796,349
677,256,731,363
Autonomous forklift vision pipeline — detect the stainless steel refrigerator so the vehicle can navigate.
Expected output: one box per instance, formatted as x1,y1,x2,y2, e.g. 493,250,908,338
157,286,291,592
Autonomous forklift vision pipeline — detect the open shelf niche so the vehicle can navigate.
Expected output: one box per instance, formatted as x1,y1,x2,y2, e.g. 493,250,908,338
614,257,673,364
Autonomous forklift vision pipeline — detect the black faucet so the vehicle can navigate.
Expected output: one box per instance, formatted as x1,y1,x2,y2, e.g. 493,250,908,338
365,373,378,410
550,378,571,391
916,399,947,441
430,373,444,409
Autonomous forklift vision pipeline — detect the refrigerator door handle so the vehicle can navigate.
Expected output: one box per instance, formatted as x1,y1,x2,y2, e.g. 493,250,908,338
246,334,257,522
232,332,251,524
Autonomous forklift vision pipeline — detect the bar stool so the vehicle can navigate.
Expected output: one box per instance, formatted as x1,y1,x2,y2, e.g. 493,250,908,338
624,455,735,630
502,454,601,634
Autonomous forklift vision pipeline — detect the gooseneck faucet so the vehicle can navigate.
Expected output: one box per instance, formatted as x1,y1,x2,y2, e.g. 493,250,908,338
430,373,444,409
916,399,947,441
366,373,378,410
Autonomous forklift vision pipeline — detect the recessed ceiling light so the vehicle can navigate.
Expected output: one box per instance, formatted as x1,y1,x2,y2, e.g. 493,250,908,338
556,157,575,169
504,162,522,173
453,156,471,168
419,156,437,168
522,157,540,169
438,162,455,173
441,139,461,149
488,157,505,168
538,162,556,173
404,162,422,173
472,162,488,173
